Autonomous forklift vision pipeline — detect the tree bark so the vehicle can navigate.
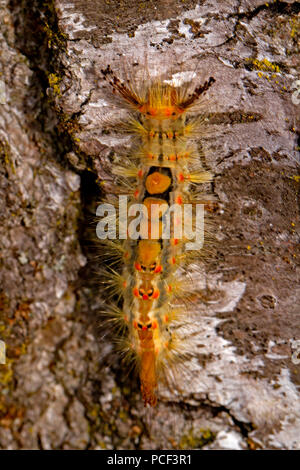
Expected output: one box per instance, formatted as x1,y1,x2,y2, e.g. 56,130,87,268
0,0,299,449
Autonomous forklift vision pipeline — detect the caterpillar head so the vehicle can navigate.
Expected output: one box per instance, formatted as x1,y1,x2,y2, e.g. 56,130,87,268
101,66,215,118
139,79,215,119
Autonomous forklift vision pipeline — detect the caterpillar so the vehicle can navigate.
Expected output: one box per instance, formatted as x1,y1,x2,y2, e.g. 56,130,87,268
98,62,216,407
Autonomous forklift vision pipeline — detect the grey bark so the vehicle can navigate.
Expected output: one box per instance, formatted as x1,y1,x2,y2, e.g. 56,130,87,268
0,0,299,449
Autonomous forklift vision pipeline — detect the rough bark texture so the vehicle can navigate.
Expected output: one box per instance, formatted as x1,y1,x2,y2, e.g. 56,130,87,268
0,0,299,450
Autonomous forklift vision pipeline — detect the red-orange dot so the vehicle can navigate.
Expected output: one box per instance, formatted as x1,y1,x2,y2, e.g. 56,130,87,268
123,281,127,288
176,196,183,205
133,288,139,297
167,285,172,292
124,314,128,322
134,189,139,198
164,315,169,323
178,173,184,182
172,238,179,246
142,294,149,300
169,154,176,161
124,251,129,258
153,290,159,299
154,265,162,273
138,169,143,178
152,321,158,329
134,262,141,271
171,256,176,265
167,131,173,139
133,321,137,329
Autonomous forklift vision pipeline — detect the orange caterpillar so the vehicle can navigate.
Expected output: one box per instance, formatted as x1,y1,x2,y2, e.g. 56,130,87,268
100,64,215,406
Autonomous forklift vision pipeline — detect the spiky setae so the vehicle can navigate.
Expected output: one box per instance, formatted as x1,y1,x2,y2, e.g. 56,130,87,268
99,64,216,406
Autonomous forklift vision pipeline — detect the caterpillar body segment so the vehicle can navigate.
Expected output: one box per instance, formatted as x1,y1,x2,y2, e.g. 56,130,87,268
100,66,215,406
